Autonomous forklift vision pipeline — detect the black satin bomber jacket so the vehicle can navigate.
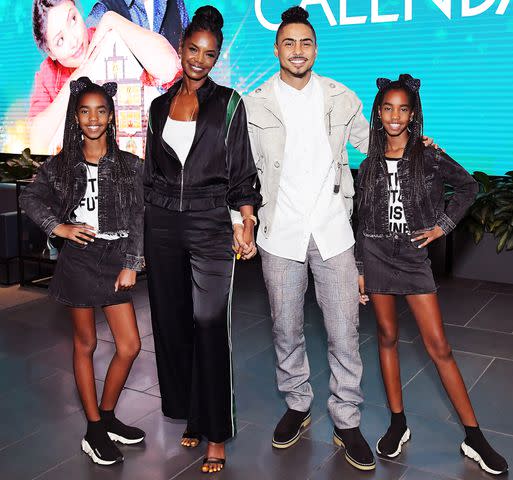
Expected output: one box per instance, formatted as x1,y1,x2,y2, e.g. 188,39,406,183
143,77,261,212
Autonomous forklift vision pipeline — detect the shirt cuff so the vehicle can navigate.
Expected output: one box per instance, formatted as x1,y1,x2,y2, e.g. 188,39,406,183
230,209,243,226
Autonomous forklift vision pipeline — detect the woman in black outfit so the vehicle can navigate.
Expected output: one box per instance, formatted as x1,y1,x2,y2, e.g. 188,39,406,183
143,5,261,474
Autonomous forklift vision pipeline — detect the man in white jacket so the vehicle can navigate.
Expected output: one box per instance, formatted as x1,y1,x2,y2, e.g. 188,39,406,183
241,5,375,471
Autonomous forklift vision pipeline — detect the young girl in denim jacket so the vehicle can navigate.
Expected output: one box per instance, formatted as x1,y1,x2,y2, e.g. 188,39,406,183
21,77,145,466
356,74,507,475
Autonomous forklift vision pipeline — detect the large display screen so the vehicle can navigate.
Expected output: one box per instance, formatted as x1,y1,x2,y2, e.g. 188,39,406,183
1,0,511,173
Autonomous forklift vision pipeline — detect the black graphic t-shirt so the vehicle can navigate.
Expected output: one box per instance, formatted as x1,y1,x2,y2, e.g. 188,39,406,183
73,162,119,240
385,158,410,235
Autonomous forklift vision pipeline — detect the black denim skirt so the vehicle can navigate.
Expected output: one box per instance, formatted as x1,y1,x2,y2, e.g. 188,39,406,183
362,234,437,295
49,238,132,308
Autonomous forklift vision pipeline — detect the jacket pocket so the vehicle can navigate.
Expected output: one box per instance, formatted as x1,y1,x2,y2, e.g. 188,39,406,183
250,123,281,150
250,123,283,173
248,108,282,130
328,108,354,145
329,107,353,127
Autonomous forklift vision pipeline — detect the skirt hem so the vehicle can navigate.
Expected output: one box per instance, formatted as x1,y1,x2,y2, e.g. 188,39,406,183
50,293,132,308
366,288,438,295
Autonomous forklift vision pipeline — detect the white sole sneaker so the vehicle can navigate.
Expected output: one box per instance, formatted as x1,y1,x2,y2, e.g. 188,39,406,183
461,441,507,475
376,428,411,458
108,432,145,445
81,439,123,466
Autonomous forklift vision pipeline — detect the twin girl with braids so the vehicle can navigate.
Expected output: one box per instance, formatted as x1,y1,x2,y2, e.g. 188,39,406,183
356,75,508,475
21,77,146,465
22,2,508,477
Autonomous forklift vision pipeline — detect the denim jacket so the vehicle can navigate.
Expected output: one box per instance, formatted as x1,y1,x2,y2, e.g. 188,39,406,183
355,147,478,275
20,150,145,271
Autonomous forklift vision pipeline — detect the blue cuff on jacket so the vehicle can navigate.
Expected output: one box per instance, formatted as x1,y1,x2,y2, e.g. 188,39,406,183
437,212,457,235
123,254,145,272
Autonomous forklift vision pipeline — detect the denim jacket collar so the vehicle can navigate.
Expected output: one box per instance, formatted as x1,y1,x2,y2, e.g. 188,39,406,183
73,143,115,169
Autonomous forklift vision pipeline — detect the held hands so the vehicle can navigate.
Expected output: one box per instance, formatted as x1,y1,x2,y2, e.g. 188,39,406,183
114,268,136,292
232,222,257,261
52,223,96,244
411,225,444,249
358,275,369,305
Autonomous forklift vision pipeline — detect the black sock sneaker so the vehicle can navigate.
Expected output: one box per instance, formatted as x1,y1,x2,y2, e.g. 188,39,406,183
376,411,411,458
333,426,376,471
82,420,124,466
272,408,311,449
100,409,146,445
461,426,508,475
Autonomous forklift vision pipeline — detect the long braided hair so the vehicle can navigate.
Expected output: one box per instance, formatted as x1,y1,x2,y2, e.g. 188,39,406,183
363,74,426,206
55,77,134,213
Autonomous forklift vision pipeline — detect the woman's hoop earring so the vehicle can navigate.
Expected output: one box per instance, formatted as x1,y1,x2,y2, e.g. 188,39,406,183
377,118,384,131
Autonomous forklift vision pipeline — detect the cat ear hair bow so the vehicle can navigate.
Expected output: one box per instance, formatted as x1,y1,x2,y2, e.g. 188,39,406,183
376,74,421,92
376,77,392,91
399,74,421,92
70,77,118,97
102,82,118,97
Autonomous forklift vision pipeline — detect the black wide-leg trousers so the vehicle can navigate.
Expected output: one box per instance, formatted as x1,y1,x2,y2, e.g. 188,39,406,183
144,204,236,443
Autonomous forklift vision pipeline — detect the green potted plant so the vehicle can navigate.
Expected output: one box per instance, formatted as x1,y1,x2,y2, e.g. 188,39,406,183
464,171,513,253
0,148,42,183
452,170,513,284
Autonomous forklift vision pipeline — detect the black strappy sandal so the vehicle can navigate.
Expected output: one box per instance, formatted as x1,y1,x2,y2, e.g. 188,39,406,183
181,430,202,448
201,457,226,473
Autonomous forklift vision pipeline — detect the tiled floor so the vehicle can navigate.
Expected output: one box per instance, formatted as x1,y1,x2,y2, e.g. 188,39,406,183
0,259,512,480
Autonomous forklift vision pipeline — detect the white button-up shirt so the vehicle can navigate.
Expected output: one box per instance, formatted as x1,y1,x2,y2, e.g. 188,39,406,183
254,75,355,262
